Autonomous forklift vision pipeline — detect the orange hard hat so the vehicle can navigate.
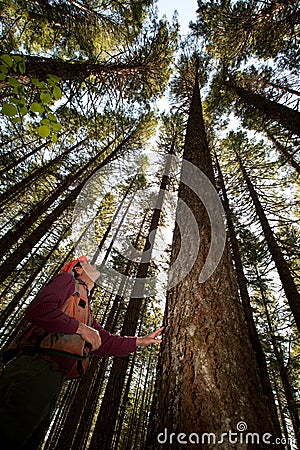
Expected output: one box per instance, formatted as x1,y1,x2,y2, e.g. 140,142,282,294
61,256,88,273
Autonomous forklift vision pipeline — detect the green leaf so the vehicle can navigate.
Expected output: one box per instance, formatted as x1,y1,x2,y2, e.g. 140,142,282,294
30,102,44,113
1,54,13,67
8,77,21,88
9,97,26,108
12,117,21,123
51,121,62,131
51,134,58,143
12,83,25,95
0,64,8,74
12,55,22,63
19,105,28,116
0,72,6,80
48,112,56,121
38,125,51,137
32,78,44,88
18,61,26,74
2,103,18,117
47,75,61,86
53,85,62,99
9,97,21,105
41,118,50,125
40,92,52,104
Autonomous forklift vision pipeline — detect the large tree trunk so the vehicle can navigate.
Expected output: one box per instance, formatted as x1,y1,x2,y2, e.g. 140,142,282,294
2,55,146,86
215,152,282,438
224,78,300,136
236,152,300,333
147,74,279,449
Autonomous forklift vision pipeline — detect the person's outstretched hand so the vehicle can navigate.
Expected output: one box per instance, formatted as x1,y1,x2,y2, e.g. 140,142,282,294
136,326,164,347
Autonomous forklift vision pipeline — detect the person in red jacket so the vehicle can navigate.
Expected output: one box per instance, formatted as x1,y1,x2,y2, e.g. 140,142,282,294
0,256,163,449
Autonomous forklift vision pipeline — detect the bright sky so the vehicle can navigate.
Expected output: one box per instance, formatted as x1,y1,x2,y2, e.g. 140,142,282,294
156,0,198,35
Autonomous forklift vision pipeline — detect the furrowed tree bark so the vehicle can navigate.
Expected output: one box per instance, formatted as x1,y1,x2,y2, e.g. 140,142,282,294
224,78,300,137
1,55,147,86
214,152,282,439
147,73,279,449
236,152,300,333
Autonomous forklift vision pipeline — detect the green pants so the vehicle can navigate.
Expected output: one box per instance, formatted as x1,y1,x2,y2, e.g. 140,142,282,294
0,354,64,449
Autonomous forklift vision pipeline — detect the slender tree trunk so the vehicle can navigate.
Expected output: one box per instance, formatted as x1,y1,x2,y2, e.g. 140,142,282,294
264,129,300,175
0,129,135,284
236,152,300,332
257,270,300,448
132,350,154,449
0,138,54,178
0,137,89,206
147,73,279,449
0,137,114,255
89,143,174,449
224,78,300,136
273,377,292,450
0,226,69,329
215,151,282,438
91,177,137,264
114,351,138,449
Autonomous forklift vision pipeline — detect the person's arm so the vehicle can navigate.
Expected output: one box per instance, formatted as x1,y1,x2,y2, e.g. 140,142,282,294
25,272,79,334
91,320,164,358
91,320,137,357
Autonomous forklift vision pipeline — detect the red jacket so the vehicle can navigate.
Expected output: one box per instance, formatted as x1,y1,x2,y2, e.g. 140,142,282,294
25,272,137,370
